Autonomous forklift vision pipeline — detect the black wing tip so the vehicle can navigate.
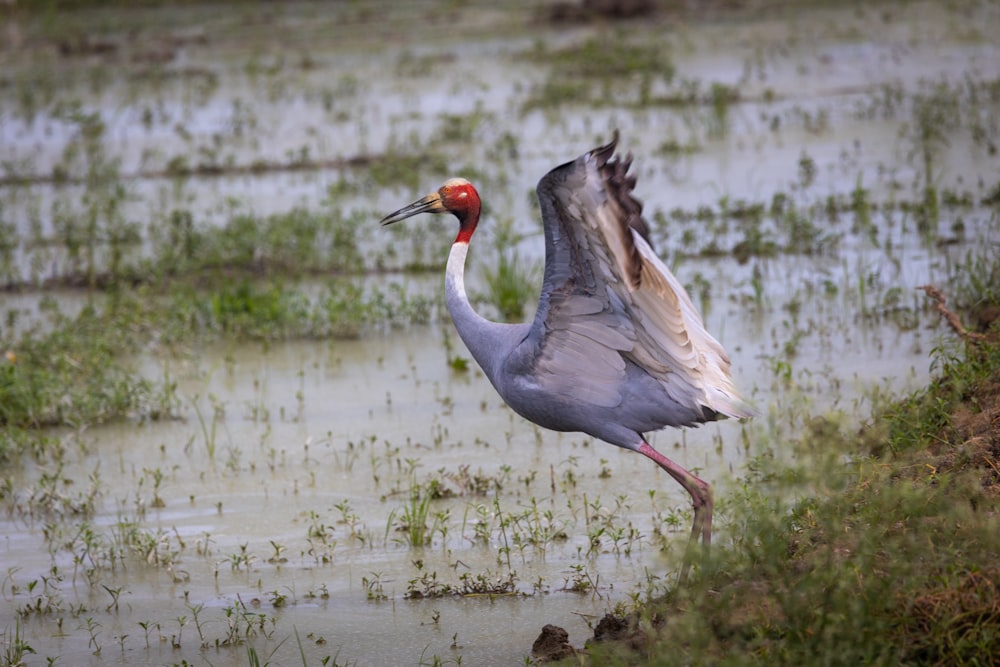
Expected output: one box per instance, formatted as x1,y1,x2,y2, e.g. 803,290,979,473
590,129,620,166
590,131,654,250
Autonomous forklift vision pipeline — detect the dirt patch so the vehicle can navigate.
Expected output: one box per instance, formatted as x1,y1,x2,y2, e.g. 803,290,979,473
941,374,1000,497
531,624,578,662
528,614,657,663
903,567,1000,664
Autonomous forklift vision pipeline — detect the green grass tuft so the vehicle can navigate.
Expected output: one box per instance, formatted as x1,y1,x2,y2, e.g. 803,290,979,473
582,324,1000,665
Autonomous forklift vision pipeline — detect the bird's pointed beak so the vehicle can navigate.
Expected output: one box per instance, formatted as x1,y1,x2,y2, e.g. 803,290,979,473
379,192,445,226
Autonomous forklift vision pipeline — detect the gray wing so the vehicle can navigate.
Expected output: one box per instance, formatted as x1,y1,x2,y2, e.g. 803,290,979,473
521,134,752,418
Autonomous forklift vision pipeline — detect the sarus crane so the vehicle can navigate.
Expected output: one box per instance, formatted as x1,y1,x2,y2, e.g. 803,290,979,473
380,133,753,579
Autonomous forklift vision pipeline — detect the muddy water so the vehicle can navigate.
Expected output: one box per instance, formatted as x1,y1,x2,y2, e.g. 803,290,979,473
0,311,942,666
5,328,701,665
1,317,927,665
3,1,1000,664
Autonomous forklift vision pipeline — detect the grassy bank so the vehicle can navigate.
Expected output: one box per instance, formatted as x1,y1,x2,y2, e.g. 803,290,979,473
578,300,1000,664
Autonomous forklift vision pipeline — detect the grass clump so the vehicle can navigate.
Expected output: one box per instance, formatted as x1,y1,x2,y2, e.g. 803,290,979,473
145,205,367,283
541,35,675,81
479,218,540,322
0,279,432,452
520,34,675,113
580,320,1000,664
0,301,178,432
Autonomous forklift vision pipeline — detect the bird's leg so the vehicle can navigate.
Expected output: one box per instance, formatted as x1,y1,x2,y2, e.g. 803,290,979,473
638,441,713,582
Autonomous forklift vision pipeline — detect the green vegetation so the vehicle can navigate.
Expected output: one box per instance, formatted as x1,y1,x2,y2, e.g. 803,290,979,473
580,311,1000,665
0,278,431,443
536,34,675,81
519,31,748,128
0,299,177,432
479,217,541,322
520,34,677,113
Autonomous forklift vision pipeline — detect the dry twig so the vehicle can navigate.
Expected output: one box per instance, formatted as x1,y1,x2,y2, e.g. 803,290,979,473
917,284,988,345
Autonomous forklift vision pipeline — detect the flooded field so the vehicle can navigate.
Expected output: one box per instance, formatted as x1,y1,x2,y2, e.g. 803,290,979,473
2,1,999,664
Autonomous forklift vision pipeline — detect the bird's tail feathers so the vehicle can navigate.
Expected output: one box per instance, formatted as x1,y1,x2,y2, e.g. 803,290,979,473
704,384,757,421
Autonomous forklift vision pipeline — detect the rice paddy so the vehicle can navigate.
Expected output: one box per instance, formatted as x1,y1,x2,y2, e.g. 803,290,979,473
1,0,999,664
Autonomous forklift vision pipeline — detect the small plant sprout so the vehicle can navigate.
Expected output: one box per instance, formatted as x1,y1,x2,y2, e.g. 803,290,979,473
102,584,123,612
362,573,388,602
0,621,35,665
268,540,288,564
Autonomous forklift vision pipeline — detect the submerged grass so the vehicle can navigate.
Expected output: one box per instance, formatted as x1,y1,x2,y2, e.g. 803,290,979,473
0,300,176,432
479,217,541,322
520,33,675,113
0,278,432,453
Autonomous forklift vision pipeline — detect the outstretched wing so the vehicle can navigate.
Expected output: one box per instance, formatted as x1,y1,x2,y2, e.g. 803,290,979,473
523,133,752,418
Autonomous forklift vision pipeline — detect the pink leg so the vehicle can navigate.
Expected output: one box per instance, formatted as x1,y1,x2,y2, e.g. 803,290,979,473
638,441,713,581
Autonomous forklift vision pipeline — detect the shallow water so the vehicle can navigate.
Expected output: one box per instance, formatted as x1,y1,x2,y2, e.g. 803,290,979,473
2,1,1000,664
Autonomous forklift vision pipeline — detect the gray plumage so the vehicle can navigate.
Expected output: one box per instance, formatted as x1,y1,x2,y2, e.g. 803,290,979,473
380,133,753,580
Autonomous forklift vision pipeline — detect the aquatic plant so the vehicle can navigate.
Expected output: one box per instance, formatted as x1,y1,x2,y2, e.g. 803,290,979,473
479,217,541,322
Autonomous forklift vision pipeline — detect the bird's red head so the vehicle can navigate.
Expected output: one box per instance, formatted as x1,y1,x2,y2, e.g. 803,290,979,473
379,177,482,245
438,178,481,244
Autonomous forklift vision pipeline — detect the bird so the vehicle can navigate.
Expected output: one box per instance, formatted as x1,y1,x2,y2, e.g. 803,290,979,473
380,133,753,579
